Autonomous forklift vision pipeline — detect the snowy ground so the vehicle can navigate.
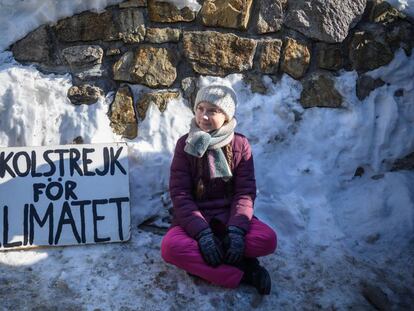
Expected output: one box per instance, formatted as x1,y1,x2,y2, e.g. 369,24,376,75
1,1,414,310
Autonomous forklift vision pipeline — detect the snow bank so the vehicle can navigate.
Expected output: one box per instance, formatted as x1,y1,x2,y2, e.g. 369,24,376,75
0,52,118,147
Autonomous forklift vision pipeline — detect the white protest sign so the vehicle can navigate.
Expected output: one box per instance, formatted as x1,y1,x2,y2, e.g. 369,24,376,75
0,143,130,250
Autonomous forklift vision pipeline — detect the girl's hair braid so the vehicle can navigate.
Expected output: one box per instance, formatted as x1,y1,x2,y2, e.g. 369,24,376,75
195,157,205,200
223,143,233,171
195,143,233,201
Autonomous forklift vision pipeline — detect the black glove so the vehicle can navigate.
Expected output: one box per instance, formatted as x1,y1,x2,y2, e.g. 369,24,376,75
225,226,245,265
196,228,223,267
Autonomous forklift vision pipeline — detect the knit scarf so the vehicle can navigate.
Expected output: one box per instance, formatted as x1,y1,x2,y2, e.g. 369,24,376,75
184,118,237,179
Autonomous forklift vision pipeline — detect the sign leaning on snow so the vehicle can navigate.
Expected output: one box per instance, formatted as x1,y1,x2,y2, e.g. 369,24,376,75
0,143,130,250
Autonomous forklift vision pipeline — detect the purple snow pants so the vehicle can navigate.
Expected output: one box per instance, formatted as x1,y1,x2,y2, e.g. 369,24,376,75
161,218,277,288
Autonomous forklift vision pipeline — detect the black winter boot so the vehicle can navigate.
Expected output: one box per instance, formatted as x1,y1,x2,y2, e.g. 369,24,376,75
241,258,271,295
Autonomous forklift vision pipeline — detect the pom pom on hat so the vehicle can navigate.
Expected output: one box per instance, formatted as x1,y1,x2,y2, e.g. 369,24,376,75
194,85,237,120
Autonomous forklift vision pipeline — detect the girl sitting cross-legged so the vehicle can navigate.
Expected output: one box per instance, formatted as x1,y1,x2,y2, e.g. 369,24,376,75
161,84,277,295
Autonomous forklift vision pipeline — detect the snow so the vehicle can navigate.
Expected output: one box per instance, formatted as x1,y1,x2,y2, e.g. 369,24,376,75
0,52,119,147
0,0,413,310
164,0,201,11
0,0,126,52
388,0,414,18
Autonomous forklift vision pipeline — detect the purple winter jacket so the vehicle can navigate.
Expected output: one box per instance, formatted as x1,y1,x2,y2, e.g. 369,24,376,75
169,132,257,238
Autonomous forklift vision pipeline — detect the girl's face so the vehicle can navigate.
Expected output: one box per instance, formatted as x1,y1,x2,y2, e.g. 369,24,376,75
195,101,227,132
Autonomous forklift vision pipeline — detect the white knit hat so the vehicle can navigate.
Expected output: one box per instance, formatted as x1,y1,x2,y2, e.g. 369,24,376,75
194,84,237,120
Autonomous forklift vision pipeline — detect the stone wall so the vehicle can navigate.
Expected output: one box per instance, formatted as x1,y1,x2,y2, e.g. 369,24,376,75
10,0,414,139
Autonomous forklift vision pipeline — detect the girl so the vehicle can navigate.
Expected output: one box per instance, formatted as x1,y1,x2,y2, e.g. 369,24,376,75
161,84,277,295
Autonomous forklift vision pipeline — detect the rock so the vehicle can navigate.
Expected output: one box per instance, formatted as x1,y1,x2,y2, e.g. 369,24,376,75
356,74,385,100
365,233,381,244
55,8,146,43
72,136,84,144
361,282,391,311
67,84,104,105
349,31,393,72
113,51,134,81
108,85,137,139
394,89,404,97
300,73,343,108
391,152,414,171
183,31,257,76
145,27,181,43
110,8,146,43
354,166,365,177
257,38,282,74
316,42,343,71
280,37,311,79
148,0,197,23
12,25,55,65
136,90,180,120
243,73,268,94
386,20,414,55
113,47,177,87
73,65,105,81
119,0,147,8
284,0,367,43
256,0,285,34
61,45,103,68
200,0,254,30
55,11,112,42
369,1,406,24
371,174,384,180
181,77,197,105
106,48,121,56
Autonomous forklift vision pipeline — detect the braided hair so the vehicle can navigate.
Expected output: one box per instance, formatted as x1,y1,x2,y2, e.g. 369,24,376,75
195,143,233,200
